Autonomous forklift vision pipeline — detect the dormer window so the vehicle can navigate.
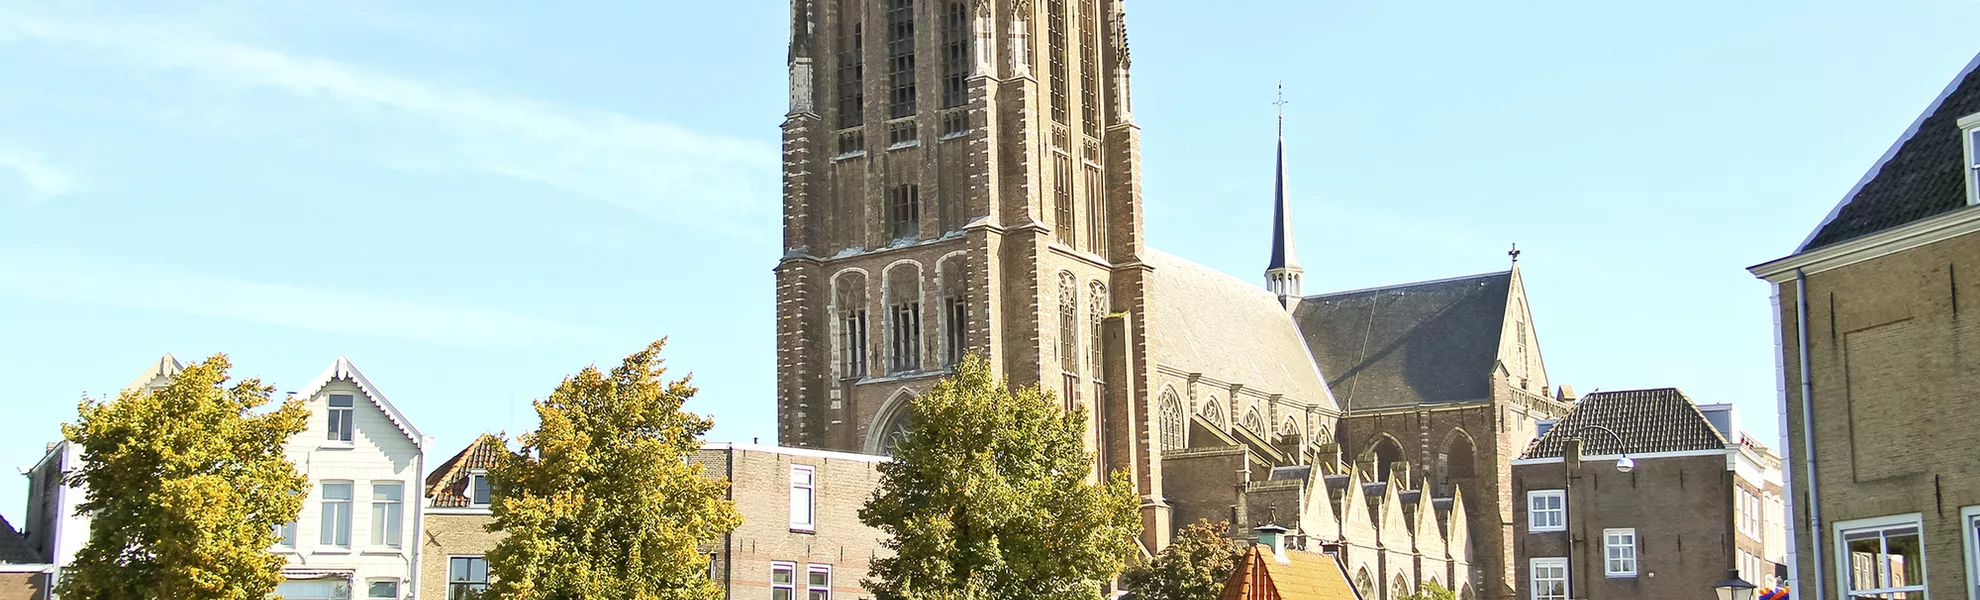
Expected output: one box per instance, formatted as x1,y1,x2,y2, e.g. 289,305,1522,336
1963,115,1979,204
468,470,492,507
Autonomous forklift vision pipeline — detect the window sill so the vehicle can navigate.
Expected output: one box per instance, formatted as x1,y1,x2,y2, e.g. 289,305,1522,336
887,140,920,151
313,548,353,555
362,548,407,556
833,151,866,161
1528,527,1565,534
939,130,971,140
318,442,355,451
1605,573,1637,579
790,527,815,535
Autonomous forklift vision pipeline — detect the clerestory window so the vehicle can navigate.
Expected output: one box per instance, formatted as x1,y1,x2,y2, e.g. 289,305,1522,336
942,1,969,108
837,4,863,129
887,184,920,240
886,0,916,119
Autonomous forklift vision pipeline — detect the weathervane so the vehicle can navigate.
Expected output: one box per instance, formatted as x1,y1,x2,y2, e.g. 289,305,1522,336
1509,243,1522,264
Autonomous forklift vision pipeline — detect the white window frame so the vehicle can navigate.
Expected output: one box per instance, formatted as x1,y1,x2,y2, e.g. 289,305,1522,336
771,561,798,600
1603,528,1637,577
326,394,356,444
1961,113,1980,206
320,481,353,548
370,481,404,548
274,520,297,550
1527,490,1566,533
789,465,816,532
1835,513,1928,599
467,470,492,508
807,564,833,600
364,578,400,599
1530,557,1568,600
1961,505,1980,600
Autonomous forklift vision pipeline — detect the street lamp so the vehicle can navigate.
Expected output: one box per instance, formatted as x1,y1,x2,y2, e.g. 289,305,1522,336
1713,569,1757,600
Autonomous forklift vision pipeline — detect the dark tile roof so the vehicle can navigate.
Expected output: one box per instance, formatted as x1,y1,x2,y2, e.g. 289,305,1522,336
1802,53,1980,251
1146,249,1335,406
1521,388,1728,459
0,515,41,564
1293,272,1511,410
424,434,507,508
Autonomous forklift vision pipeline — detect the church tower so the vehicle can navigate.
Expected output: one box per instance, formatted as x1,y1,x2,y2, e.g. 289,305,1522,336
774,0,1170,547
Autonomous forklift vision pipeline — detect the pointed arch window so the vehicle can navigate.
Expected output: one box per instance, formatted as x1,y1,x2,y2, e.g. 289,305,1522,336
834,272,870,379
885,264,923,373
1201,398,1223,429
1046,0,1067,124
1241,407,1264,436
1087,281,1107,379
938,258,967,367
1057,271,1079,409
1083,163,1106,258
1280,418,1301,446
1158,391,1184,451
1077,0,1098,136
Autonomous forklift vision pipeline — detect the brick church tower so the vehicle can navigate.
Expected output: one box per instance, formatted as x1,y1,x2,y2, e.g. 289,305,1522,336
773,0,1170,548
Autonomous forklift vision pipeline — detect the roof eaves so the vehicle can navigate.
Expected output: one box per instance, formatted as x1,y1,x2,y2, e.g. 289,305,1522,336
294,356,424,448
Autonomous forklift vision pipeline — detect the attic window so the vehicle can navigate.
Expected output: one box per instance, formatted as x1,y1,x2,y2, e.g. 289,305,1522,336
468,471,492,507
1965,118,1979,205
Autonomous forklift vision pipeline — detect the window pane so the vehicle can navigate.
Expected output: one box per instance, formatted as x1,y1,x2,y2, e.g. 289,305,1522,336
773,566,794,585
472,475,492,505
324,483,352,500
368,581,398,599
330,394,355,408
810,570,828,586
1886,529,1922,589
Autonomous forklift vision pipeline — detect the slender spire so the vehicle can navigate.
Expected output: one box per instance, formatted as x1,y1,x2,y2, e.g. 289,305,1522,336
1266,82,1303,309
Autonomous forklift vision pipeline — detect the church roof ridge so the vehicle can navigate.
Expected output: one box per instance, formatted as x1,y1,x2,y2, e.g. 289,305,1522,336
1304,270,1511,300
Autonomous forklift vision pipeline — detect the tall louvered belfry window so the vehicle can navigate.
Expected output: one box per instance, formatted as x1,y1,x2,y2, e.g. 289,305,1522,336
835,272,870,379
1158,391,1184,451
886,0,916,119
886,264,922,373
837,1,863,129
1046,0,1068,124
942,1,969,108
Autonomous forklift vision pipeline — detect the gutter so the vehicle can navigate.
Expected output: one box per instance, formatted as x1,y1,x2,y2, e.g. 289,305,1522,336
1795,270,1826,600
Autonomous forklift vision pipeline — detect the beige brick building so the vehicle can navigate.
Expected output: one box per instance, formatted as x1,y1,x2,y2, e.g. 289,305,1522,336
1750,52,1980,600
771,2,1572,599
420,435,504,600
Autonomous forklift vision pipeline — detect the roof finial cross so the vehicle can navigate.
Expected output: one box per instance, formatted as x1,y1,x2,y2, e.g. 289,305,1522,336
1509,243,1522,264
1273,81,1289,119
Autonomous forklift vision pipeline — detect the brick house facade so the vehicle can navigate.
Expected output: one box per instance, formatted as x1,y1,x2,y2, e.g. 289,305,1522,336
1749,51,1980,600
695,443,888,600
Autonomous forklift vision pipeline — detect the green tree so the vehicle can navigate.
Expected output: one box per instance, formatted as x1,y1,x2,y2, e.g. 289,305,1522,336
1399,582,1458,600
484,339,742,600
859,355,1142,600
57,354,311,600
1120,520,1247,600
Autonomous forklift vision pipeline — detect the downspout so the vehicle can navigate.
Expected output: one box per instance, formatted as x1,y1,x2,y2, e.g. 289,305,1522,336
1795,269,1825,600
410,438,428,599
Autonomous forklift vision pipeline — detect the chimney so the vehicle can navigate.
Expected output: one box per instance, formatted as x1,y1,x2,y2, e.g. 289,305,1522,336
1555,385,1576,403
1255,523,1290,564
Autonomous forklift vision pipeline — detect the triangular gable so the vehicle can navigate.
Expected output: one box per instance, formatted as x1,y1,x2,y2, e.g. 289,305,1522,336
1376,480,1413,552
424,433,506,502
122,353,185,396
1338,468,1379,550
1299,466,1342,542
1497,266,1550,395
1411,479,1447,560
1442,488,1472,563
293,356,423,448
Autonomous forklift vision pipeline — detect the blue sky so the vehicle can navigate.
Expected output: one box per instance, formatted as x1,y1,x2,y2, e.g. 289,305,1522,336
0,1,1974,522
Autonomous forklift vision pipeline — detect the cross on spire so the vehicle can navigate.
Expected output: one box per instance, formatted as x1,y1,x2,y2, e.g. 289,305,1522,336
1273,81,1290,123
1509,243,1522,264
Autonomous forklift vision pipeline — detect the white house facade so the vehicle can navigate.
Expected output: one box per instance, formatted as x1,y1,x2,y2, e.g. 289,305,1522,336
273,357,430,600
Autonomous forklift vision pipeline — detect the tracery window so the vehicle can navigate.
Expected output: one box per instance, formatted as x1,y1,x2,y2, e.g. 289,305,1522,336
938,258,966,367
886,0,916,119
1083,163,1106,258
886,264,923,373
1201,398,1223,428
1158,391,1184,451
1241,407,1264,436
835,272,870,379
1053,154,1075,246
1058,271,1078,373
1087,281,1107,379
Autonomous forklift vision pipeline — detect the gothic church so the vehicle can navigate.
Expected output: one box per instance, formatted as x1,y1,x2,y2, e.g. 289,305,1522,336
770,2,1571,599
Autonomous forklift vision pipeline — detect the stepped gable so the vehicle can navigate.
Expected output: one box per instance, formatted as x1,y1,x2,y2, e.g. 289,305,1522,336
1294,272,1512,410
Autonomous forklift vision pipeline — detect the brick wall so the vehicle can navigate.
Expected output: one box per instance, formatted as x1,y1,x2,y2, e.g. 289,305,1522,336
1513,452,1736,600
699,445,890,599
418,512,500,600
1774,229,1980,599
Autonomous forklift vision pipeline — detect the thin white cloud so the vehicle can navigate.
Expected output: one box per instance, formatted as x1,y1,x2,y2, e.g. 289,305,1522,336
0,10,777,228
0,250,616,349
0,149,78,196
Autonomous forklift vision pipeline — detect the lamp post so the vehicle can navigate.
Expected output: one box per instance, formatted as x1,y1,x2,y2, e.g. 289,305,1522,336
1713,569,1757,600
1563,424,1631,600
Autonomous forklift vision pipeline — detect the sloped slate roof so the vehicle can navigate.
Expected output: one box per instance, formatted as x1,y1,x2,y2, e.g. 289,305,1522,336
0,515,42,564
1146,249,1335,408
1522,388,1728,459
1294,272,1510,410
425,434,506,508
1802,52,1980,251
